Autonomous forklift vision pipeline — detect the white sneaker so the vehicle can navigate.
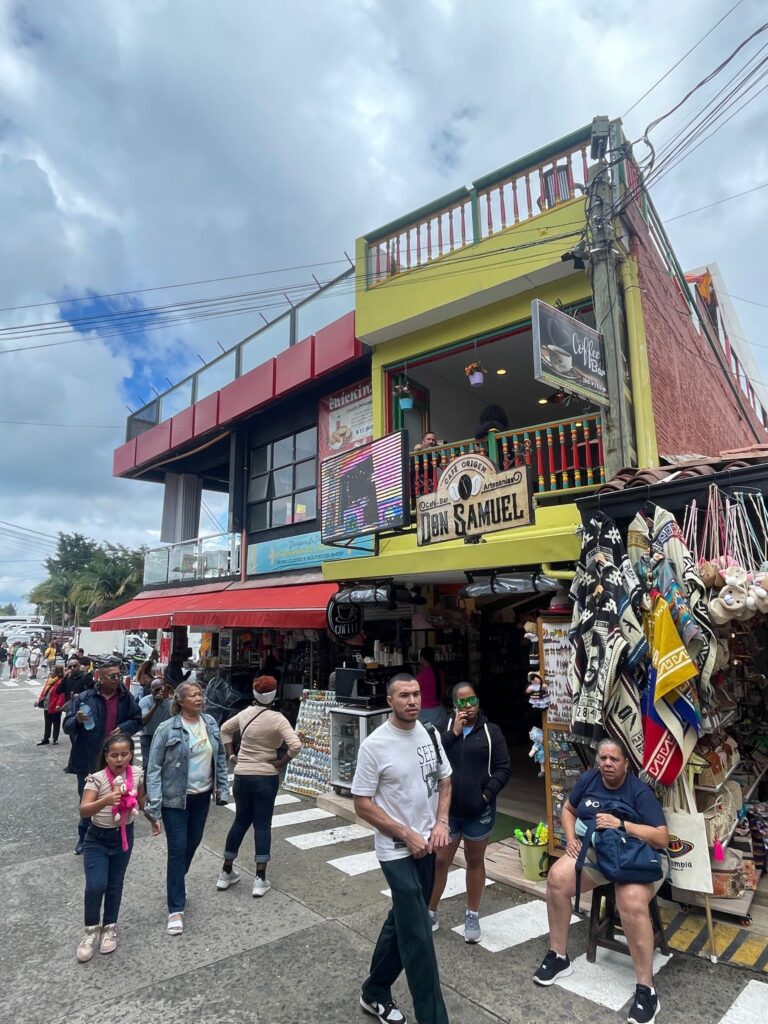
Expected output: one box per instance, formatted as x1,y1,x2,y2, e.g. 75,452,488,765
76,926,100,963
252,876,271,898
216,867,241,890
428,909,439,932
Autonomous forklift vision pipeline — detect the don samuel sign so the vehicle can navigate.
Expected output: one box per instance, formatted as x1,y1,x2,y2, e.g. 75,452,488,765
416,454,533,546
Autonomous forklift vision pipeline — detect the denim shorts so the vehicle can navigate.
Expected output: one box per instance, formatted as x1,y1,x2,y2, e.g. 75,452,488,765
449,801,496,842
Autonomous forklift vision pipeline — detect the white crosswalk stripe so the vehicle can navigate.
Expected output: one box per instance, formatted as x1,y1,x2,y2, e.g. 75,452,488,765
719,981,767,1024
451,900,574,953
555,946,673,1010
383,868,494,902
328,850,380,876
270,807,334,829
225,792,300,812
286,823,373,849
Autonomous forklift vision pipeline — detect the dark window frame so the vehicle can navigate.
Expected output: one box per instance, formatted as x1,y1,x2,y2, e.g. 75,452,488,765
247,426,317,533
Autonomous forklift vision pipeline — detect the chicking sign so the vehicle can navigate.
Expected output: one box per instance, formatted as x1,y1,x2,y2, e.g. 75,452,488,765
416,454,533,546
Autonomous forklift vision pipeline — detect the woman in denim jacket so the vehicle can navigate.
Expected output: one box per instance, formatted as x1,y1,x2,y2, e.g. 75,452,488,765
145,681,229,935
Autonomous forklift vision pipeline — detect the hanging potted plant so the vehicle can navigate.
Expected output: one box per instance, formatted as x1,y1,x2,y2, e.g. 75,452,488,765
465,360,488,388
393,380,414,410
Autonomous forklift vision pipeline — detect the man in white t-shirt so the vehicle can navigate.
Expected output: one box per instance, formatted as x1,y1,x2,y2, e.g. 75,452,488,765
352,672,452,1024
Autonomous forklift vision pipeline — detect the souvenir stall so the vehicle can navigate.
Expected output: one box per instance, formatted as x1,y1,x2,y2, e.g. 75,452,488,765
553,481,768,962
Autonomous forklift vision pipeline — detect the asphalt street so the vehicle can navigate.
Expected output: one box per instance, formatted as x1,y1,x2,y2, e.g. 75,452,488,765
2,680,766,1024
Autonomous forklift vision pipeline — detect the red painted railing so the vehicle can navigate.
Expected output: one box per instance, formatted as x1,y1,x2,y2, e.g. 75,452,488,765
475,142,589,241
409,414,604,502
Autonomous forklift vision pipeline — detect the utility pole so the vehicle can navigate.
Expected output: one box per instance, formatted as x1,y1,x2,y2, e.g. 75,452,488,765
586,137,636,480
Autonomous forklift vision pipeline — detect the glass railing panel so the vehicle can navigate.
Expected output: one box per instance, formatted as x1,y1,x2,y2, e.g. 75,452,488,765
143,546,169,586
195,352,236,401
240,318,291,374
159,380,194,421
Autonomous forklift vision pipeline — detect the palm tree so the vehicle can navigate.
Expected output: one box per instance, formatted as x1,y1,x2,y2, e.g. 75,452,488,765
69,546,142,621
28,572,77,625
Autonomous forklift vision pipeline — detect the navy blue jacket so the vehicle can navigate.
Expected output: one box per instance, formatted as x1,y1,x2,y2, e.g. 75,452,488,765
63,683,142,775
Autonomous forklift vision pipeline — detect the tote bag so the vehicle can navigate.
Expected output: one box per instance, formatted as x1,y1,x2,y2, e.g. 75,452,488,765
664,775,713,894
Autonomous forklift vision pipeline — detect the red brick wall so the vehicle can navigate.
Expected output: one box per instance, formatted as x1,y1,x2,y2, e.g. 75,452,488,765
627,207,766,457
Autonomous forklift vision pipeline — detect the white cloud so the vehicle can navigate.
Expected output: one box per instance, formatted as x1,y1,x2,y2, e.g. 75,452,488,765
0,0,766,607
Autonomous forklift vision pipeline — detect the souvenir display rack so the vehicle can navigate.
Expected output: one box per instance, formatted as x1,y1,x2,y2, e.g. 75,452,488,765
284,689,338,797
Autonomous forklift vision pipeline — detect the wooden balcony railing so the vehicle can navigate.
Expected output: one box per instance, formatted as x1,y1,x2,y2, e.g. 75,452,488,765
365,125,592,286
409,413,604,503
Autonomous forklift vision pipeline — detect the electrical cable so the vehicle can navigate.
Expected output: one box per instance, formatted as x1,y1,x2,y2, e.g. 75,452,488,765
622,0,746,117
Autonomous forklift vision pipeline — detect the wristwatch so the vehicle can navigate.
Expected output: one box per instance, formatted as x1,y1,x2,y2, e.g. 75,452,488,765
619,819,626,831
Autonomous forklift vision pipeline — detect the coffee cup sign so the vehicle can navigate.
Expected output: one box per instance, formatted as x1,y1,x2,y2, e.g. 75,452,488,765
532,299,609,406
416,454,533,546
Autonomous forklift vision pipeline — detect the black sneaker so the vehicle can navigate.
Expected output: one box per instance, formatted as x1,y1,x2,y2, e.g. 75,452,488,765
627,985,659,1024
533,950,573,986
360,994,407,1023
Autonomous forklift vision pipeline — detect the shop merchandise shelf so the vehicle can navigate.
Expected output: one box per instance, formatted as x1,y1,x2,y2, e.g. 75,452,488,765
743,763,768,802
695,754,742,793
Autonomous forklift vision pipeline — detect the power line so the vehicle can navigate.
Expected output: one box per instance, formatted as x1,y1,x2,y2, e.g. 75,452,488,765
0,419,122,428
623,0,746,117
0,519,60,540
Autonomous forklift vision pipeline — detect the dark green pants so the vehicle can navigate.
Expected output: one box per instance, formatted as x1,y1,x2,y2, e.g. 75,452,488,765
363,854,449,1024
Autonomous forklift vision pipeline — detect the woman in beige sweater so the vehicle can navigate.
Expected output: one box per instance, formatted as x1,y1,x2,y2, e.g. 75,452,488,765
216,675,301,897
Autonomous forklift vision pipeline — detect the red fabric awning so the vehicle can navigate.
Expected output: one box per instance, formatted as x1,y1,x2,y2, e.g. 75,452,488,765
90,582,338,631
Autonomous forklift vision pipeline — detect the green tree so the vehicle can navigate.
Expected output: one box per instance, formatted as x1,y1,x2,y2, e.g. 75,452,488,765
0,602,17,616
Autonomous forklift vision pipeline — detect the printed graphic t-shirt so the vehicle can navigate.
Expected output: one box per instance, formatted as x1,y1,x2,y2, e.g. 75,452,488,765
351,719,452,861
567,768,666,827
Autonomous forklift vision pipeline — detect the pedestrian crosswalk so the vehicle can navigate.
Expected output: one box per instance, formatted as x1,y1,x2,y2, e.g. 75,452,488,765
234,791,767,1020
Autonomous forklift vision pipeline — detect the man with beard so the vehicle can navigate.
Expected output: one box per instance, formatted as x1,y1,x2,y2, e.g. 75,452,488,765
63,662,142,854
352,673,452,1024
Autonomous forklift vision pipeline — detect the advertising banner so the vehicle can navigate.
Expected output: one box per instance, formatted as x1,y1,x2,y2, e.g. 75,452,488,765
318,380,373,462
320,432,410,543
416,453,533,546
532,299,609,406
247,531,374,575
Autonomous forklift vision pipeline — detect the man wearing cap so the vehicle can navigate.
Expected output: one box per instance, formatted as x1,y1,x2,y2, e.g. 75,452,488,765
63,661,142,855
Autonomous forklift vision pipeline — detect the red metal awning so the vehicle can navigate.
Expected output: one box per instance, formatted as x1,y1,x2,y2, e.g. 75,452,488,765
89,582,338,631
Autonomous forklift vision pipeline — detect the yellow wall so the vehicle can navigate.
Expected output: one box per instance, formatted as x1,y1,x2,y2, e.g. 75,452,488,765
370,273,592,436
357,198,587,344
322,502,581,582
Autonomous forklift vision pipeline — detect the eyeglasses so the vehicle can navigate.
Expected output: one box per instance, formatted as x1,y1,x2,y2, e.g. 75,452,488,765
103,673,121,681
455,696,479,709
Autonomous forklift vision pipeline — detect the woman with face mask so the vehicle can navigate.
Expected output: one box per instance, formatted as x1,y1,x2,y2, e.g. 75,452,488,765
216,675,302,897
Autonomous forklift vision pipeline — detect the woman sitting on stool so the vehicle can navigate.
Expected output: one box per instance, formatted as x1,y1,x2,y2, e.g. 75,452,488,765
533,737,669,1024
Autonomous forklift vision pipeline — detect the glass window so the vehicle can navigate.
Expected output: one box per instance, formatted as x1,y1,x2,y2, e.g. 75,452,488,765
247,475,270,503
248,503,269,532
294,458,316,490
272,435,294,468
295,426,317,461
246,426,317,536
271,497,293,527
293,489,316,523
250,445,271,476
272,466,293,497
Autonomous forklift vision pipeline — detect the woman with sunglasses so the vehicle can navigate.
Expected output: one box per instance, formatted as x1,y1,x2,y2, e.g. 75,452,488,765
428,683,511,943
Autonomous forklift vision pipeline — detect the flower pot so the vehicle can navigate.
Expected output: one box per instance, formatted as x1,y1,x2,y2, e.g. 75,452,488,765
398,395,414,410
468,371,485,388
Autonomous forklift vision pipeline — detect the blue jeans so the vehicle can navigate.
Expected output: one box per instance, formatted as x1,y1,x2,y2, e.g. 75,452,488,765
76,773,90,842
161,790,211,913
363,854,449,1024
83,824,134,926
224,774,280,865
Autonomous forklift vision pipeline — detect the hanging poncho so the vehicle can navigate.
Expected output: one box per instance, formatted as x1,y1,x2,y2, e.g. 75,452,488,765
569,514,648,749
628,506,716,712
641,594,701,789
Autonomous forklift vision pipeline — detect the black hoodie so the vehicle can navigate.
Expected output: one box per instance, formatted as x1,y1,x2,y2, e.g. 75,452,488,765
440,713,512,819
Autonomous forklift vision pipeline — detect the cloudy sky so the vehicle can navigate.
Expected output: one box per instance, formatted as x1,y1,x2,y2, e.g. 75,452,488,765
1,0,766,610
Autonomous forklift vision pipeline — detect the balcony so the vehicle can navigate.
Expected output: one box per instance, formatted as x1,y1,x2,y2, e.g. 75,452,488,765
357,125,593,345
143,531,241,587
410,413,604,504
